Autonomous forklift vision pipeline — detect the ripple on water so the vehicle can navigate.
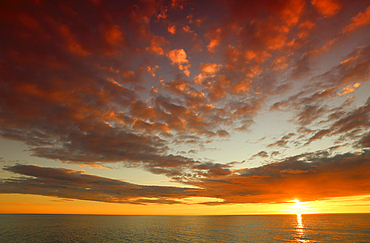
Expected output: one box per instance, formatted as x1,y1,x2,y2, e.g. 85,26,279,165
0,214,369,243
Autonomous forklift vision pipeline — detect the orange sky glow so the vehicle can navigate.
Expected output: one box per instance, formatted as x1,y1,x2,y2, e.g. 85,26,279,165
0,0,370,215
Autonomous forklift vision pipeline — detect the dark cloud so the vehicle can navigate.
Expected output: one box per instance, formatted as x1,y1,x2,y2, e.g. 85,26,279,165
356,132,370,148
314,45,370,90
267,133,296,149
3,149,370,204
250,151,269,159
290,55,311,80
305,97,370,145
0,0,232,175
1,164,202,205
190,149,370,204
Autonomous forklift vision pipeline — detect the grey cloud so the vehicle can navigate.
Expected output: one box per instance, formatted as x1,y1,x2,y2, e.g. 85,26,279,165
1,164,202,204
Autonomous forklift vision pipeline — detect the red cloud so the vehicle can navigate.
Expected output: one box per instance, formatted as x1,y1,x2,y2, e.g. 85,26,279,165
342,5,370,33
168,49,190,76
146,35,167,55
60,25,90,57
311,0,341,17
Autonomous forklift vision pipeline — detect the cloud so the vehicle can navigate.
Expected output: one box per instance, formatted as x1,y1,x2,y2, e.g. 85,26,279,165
357,132,370,148
250,151,269,159
269,88,338,128
305,97,370,145
305,129,332,145
338,83,361,96
168,24,176,34
267,133,296,149
3,149,370,204
146,36,167,55
167,49,191,76
290,55,311,80
341,5,370,33
59,25,91,57
206,28,222,52
168,49,189,65
216,130,230,137
269,42,370,140
1,164,202,204
194,63,222,84
194,150,370,203
0,2,223,177
314,45,370,89
101,24,125,47
311,0,341,17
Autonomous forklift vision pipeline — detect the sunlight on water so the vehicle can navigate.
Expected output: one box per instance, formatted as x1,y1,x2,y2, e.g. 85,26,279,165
0,214,369,242
296,213,309,242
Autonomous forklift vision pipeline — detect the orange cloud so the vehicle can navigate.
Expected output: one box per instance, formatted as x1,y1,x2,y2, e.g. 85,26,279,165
133,119,170,133
130,100,159,119
168,49,190,76
59,25,90,57
168,49,188,65
97,22,126,56
157,7,168,19
338,83,361,96
194,63,222,84
272,56,288,71
146,36,166,55
342,5,370,33
280,0,306,26
168,24,176,34
104,24,124,46
206,28,222,52
171,0,186,10
311,0,341,17
182,25,193,33
298,20,315,38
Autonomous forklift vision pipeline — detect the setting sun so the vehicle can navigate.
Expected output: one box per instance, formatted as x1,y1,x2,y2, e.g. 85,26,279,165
286,199,307,215
293,200,303,213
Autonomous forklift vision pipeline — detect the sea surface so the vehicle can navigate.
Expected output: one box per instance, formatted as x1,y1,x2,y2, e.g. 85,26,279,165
0,214,369,242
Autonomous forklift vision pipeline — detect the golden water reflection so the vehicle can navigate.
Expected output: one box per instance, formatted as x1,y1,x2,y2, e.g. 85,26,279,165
296,214,309,242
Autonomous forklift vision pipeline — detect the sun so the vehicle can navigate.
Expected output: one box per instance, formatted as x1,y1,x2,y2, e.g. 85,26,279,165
290,199,303,214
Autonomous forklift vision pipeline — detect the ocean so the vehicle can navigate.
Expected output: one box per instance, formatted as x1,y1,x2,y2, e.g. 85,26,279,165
0,214,369,242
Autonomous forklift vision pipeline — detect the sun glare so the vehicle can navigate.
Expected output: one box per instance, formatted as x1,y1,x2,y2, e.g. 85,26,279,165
289,199,305,214
293,199,301,206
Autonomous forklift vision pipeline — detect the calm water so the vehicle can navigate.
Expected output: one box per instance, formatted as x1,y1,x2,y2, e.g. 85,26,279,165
0,214,369,242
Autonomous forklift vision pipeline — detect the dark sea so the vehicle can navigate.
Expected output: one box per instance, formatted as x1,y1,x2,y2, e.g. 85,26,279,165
0,214,369,242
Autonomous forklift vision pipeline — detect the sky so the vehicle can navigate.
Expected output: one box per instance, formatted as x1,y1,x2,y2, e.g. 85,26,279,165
0,0,370,215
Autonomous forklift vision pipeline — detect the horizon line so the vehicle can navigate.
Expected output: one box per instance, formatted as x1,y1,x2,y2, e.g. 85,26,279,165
1,212,369,216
